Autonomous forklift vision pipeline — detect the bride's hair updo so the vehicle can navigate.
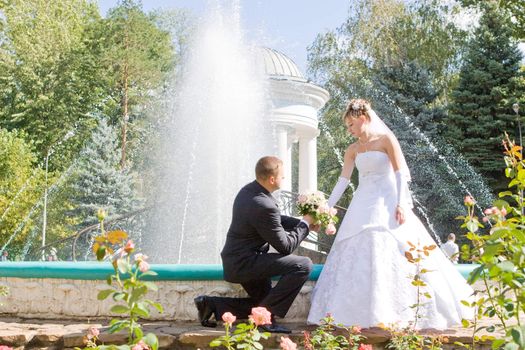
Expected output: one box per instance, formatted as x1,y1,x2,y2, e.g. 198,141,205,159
343,98,371,121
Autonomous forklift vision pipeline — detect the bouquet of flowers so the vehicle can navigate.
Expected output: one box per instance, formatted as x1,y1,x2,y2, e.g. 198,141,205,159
297,191,339,235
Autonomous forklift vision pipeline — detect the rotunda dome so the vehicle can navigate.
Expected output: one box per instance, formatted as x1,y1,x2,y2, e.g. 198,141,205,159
258,47,306,82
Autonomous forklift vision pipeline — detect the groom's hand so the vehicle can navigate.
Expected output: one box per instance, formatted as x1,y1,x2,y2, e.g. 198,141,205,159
309,223,321,232
302,214,315,225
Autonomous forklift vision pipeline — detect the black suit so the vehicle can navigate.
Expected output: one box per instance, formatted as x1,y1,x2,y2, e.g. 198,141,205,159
209,180,312,320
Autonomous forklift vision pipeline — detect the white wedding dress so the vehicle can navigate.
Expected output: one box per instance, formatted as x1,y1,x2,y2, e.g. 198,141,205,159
308,151,474,329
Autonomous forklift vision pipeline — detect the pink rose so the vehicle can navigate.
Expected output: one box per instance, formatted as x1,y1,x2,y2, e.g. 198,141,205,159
86,326,100,339
280,337,297,350
318,204,329,214
490,206,500,215
325,223,337,235
138,261,150,272
124,240,135,253
249,307,272,326
484,208,493,215
0,346,13,350
351,325,361,333
501,207,507,216
358,344,373,350
329,207,338,216
464,195,475,206
298,195,308,204
482,216,489,223
222,312,236,326
132,340,149,350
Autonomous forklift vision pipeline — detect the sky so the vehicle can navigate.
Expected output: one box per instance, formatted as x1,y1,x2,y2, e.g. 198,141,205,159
96,0,350,75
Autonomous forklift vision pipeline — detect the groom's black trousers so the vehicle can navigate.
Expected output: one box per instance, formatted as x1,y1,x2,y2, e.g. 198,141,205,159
208,253,313,320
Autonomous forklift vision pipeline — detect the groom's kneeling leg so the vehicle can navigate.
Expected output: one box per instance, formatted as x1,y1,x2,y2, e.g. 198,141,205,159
261,255,313,318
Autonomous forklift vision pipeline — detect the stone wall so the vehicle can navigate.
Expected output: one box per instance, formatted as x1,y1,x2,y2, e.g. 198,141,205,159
0,277,314,322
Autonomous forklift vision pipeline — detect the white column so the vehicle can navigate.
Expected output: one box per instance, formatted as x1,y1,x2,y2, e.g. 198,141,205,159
276,126,292,191
298,135,317,193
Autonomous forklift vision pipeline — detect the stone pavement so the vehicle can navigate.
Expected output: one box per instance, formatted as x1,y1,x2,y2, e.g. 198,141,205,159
0,316,501,350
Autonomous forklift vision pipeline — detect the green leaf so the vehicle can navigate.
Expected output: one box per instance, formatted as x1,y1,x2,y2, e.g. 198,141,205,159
133,327,144,341
113,292,126,301
498,261,516,272
492,339,506,348
108,320,129,334
145,300,163,313
143,281,158,291
96,246,107,261
503,343,520,350
130,286,147,303
97,289,114,300
468,265,485,284
140,270,158,277
143,333,159,350
110,305,129,314
511,326,525,348
115,346,131,350
132,303,150,318
466,220,479,233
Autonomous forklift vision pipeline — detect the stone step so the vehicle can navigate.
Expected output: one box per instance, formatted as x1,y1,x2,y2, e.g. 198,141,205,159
0,318,496,350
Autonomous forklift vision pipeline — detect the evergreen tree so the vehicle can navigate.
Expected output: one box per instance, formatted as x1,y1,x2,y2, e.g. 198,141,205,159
375,61,445,140
444,2,525,191
68,119,140,229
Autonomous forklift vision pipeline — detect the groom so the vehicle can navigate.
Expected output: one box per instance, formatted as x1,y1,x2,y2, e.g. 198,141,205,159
194,156,316,333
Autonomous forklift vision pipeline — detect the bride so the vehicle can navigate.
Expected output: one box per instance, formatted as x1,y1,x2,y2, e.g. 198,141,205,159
307,99,474,329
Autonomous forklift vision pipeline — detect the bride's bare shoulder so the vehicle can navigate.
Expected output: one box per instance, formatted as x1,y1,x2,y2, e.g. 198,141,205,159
344,143,358,160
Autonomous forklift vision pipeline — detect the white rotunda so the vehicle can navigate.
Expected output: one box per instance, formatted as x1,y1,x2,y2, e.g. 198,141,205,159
259,47,330,193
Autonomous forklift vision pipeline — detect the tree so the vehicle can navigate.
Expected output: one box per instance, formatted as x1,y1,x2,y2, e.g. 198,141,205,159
98,0,175,168
0,128,46,258
67,119,141,229
374,61,445,140
0,0,105,166
444,2,525,191
459,0,525,39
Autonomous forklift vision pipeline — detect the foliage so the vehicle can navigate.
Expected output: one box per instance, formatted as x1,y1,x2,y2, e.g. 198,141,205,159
303,314,367,350
0,128,47,258
0,285,8,307
443,1,525,192
0,0,104,166
404,241,437,329
209,309,271,350
96,0,175,167
91,209,162,349
385,325,445,350
307,0,465,96
66,119,141,230
458,134,525,349
458,0,525,39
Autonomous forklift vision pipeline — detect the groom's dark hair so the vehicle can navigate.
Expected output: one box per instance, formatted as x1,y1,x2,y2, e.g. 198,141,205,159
255,156,283,180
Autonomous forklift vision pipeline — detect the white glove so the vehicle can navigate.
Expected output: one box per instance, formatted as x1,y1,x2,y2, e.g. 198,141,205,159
327,177,350,207
395,171,406,208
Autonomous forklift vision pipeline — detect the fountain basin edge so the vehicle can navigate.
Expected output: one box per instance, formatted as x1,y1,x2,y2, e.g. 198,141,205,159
0,262,478,321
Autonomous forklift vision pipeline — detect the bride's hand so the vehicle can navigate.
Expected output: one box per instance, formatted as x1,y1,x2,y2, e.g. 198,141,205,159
395,205,405,225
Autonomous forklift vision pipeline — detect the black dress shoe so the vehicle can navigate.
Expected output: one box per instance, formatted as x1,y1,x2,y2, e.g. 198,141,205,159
259,323,291,334
194,295,217,328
